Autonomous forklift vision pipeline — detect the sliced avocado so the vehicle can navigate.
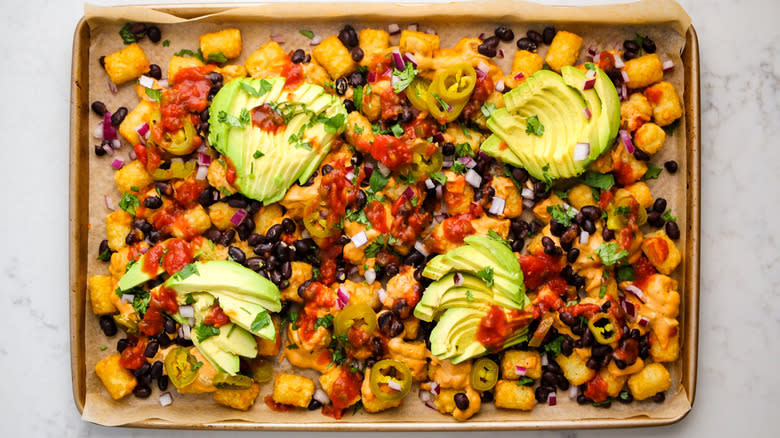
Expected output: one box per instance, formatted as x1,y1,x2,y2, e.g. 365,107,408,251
562,66,605,171
211,323,258,358
164,261,282,312
209,78,347,204
209,293,276,340
208,78,242,153
192,335,240,375
117,255,164,292
415,273,494,321
479,134,524,169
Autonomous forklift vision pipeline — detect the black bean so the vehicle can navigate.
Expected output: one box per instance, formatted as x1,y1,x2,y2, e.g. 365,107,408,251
516,37,537,51
337,235,351,246
623,50,637,61
321,164,334,175
247,233,264,247
266,224,283,242
207,71,223,85
98,239,110,257
602,227,615,241
308,398,323,410
343,98,356,113
155,181,173,197
560,339,573,356
155,375,168,392
541,236,555,249
542,27,556,44
338,25,359,48
226,197,247,209
111,107,128,126
557,312,574,327
647,210,664,228
146,25,161,43
494,25,514,42
91,101,107,116
527,30,544,45
600,301,611,312
124,229,141,245
592,345,611,359
157,332,171,348
354,190,367,210
535,386,552,403
282,218,296,234
482,35,500,48
542,371,558,386
580,205,601,221
144,341,159,358
94,144,107,156
441,142,455,156
133,385,151,398
633,148,650,161
642,37,656,54
555,374,570,390
148,361,163,380
560,226,579,247
303,54,311,64
228,246,246,264
255,242,273,255
268,270,282,286
665,221,680,240
350,47,364,62
481,390,494,403
378,312,400,337
581,329,594,347
623,40,640,53
220,229,236,246
577,393,591,405
99,55,106,69
454,392,470,410
280,261,292,280
334,77,348,96
477,43,497,58
392,299,411,320
664,160,678,173
133,363,151,378
291,49,306,64
653,198,667,213
294,239,312,256
586,357,601,370
398,106,414,124
246,257,264,272
549,220,566,237
618,390,633,404
143,196,163,209
348,71,365,87
159,319,176,336
383,264,399,279
148,63,162,80
129,22,146,35
98,315,117,337
404,251,425,267
651,392,666,403
566,248,580,264
509,239,524,252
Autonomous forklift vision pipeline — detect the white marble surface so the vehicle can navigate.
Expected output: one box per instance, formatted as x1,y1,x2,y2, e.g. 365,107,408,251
0,0,777,436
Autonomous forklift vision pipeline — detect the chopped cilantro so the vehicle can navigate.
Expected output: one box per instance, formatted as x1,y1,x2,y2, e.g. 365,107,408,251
662,210,677,222
192,361,204,371
599,270,609,298
144,87,162,101
239,108,251,126
369,169,390,193
458,121,472,138
172,263,199,281
97,247,112,262
615,205,631,216
431,93,451,112
451,161,467,174
643,163,663,180
353,123,364,135
131,290,150,316
346,208,370,227
253,151,265,159
206,51,228,63
595,242,629,266
578,171,615,190
173,48,204,62
487,229,511,249
119,23,137,45
662,118,680,136
185,294,196,305
477,266,494,287
591,187,601,202
398,171,415,184
162,39,170,47
616,266,635,282
544,335,566,355
100,345,108,351
525,115,544,136
353,85,363,112
516,377,534,386
391,62,418,93
118,193,139,215
323,113,347,133
592,399,612,407
390,123,404,137
315,314,334,330
547,204,577,227
218,110,247,128
250,311,272,333
194,324,220,342
480,102,496,118
240,79,273,97
554,188,571,200
455,142,475,158
430,171,447,185
410,197,418,207
352,400,363,415
299,29,314,39
465,290,474,302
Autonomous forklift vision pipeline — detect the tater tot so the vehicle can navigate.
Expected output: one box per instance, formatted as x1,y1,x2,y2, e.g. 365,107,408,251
545,31,583,72
622,53,663,89
644,81,683,127
634,122,666,154
627,363,671,401
199,28,242,61
312,36,358,80
505,50,544,88
104,43,150,85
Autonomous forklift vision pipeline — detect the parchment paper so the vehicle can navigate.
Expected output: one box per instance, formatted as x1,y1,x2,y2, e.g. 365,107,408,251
79,0,692,427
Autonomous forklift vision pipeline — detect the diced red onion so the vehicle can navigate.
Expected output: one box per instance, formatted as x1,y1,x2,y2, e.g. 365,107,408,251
387,379,402,391
580,230,590,244
453,272,463,286
270,33,285,43
377,287,387,303
407,23,418,31
195,165,208,180
523,199,535,209
489,196,506,216
102,144,114,156
625,284,647,303
521,187,535,200
351,231,368,248
377,162,390,177
337,287,350,309
495,79,505,93
139,246,148,254
313,388,330,405
230,208,248,226
424,27,436,35
662,60,675,72
121,293,134,303
593,52,601,64
477,61,490,74
442,157,453,168
497,49,504,59
136,122,149,137
198,153,212,167
364,269,376,285
464,169,482,188
188,317,195,327
178,305,194,318
345,170,355,182
569,385,579,399
541,354,549,367
613,54,625,69
583,107,592,119
111,158,124,169
402,186,415,200
424,178,435,190
513,72,525,80
621,299,636,318
547,392,557,406
433,212,448,223
181,323,191,340
425,401,437,410
621,83,628,101
159,391,173,407
458,155,477,169
515,366,527,376
93,123,104,139
138,75,155,89
103,112,117,141
310,35,322,46
104,195,115,210
367,71,377,83
107,80,118,94
414,241,429,257
403,53,418,67
392,50,405,70
435,185,443,200
430,381,441,395
419,389,432,403
587,46,597,57
158,79,169,88
128,150,137,161
582,76,596,90
638,316,650,327
573,142,590,162
388,24,401,35
475,69,487,80
619,129,635,154
478,32,486,40
112,139,121,149
621,70,630,83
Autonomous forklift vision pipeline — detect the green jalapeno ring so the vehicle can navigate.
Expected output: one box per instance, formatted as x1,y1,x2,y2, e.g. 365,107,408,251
164,347,200,389
334,304,377,337
470,358,499,391
370,359,413,401
587,312,619,344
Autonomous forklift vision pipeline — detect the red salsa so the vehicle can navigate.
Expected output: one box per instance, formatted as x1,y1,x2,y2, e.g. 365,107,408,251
252,103,286,133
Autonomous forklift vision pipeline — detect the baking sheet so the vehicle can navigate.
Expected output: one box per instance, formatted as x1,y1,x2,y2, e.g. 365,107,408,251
72,0,696,429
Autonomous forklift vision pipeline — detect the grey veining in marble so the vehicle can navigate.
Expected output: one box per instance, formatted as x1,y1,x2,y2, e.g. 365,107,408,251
0,0,777,437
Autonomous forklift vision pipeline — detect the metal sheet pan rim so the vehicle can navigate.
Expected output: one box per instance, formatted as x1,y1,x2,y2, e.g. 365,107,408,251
69,5,700,430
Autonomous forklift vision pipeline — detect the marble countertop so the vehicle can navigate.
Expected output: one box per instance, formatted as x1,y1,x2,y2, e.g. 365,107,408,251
0,0,776,436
